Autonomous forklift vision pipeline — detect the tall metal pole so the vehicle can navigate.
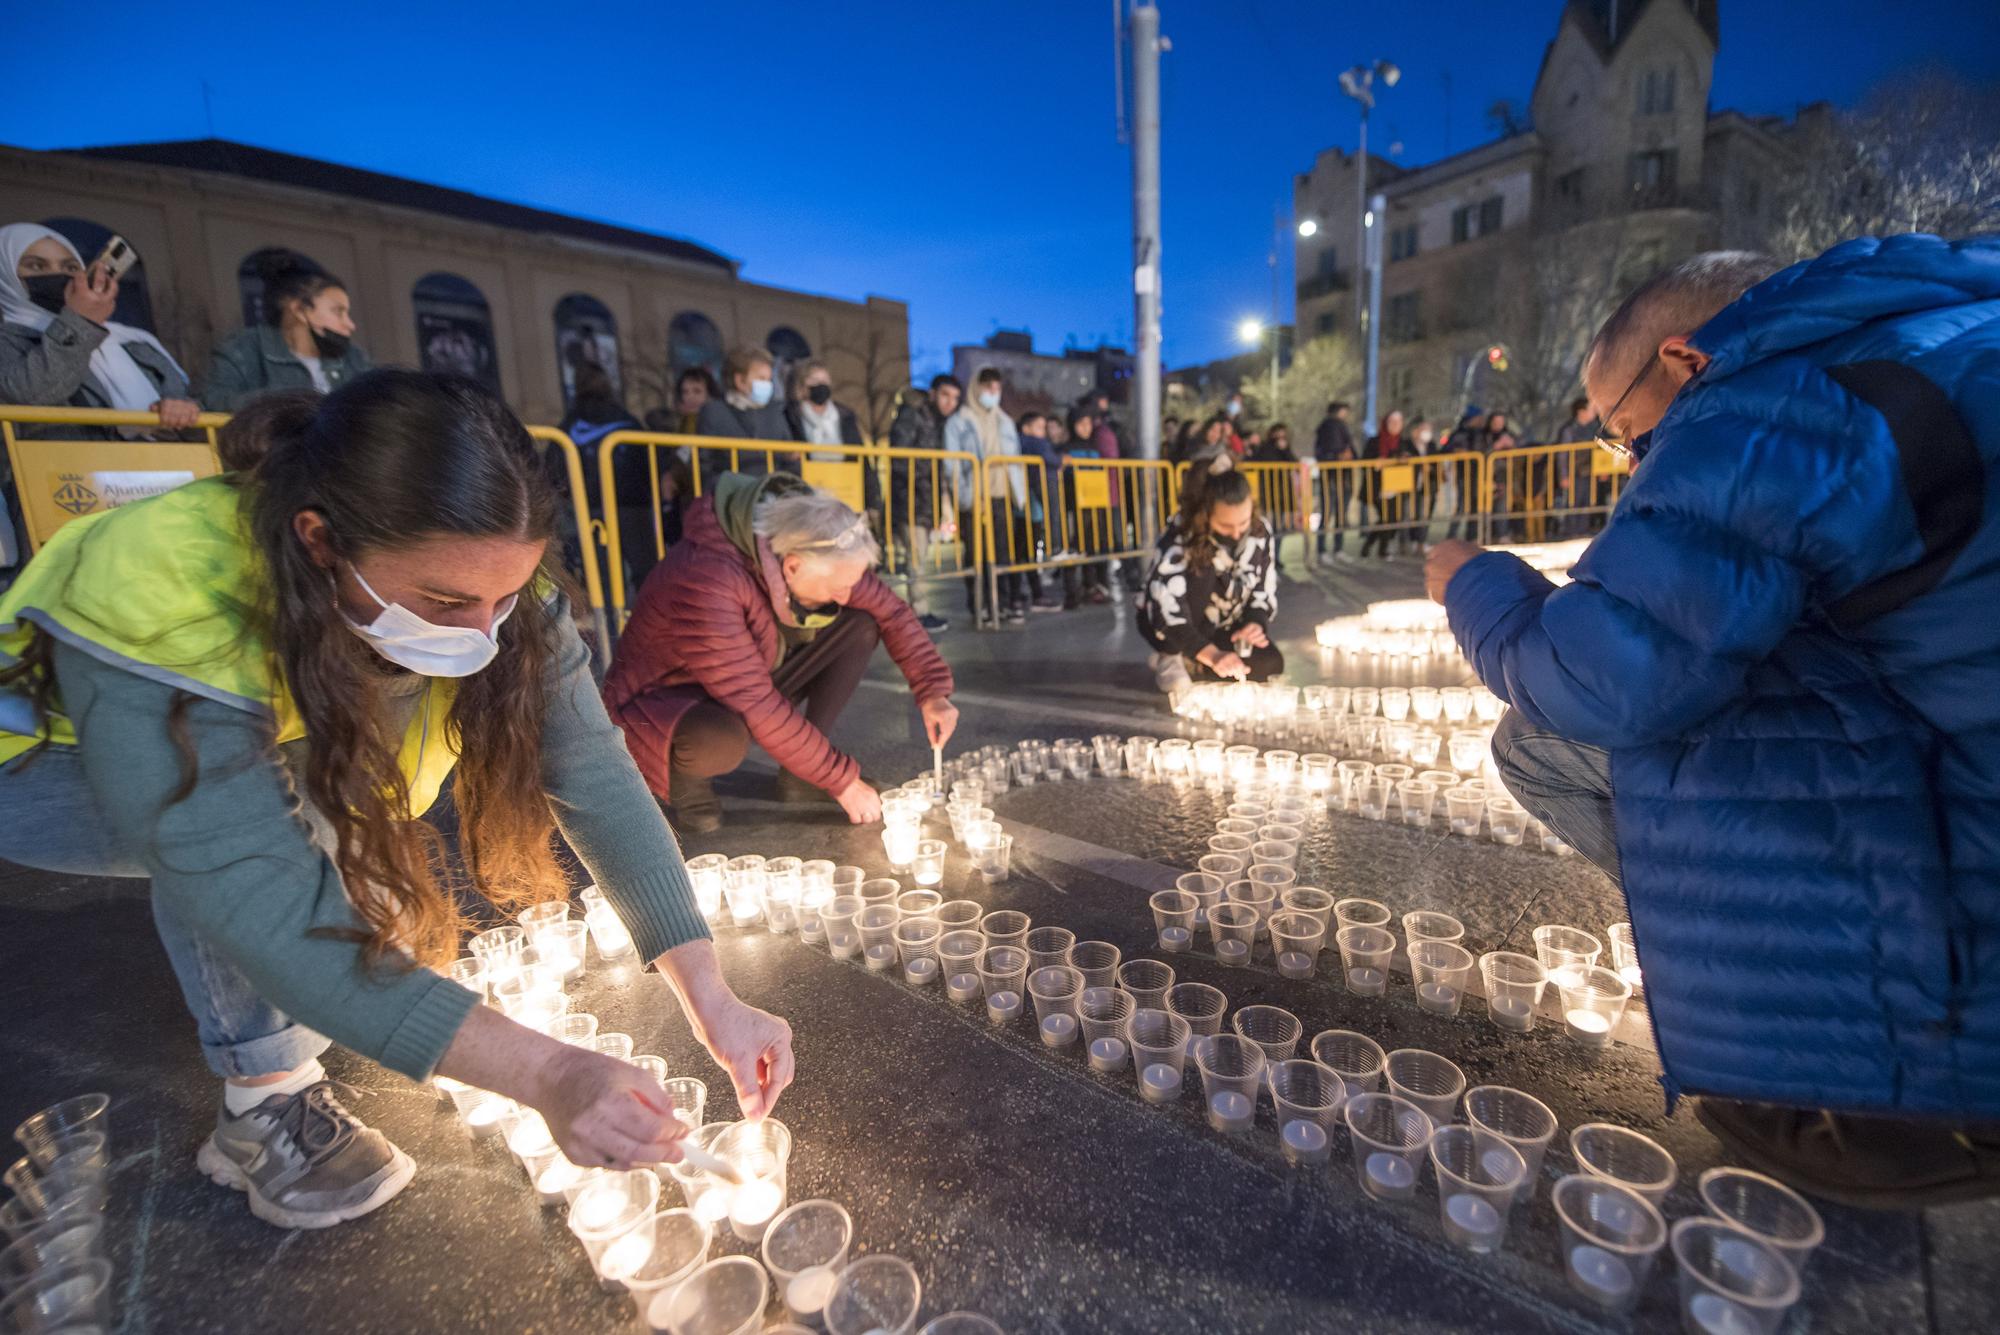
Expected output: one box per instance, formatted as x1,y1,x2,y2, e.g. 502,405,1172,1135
1268,208,1281,416
1353,109,1368,328
1130,4,1163,461
1363,191,1385,432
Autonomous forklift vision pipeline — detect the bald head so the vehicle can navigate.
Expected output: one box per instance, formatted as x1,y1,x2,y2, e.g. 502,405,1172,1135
1583,251,1783,453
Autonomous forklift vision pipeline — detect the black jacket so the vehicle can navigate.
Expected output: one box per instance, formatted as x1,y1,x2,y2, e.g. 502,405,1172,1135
887,395,949,524
1313,415,1356,462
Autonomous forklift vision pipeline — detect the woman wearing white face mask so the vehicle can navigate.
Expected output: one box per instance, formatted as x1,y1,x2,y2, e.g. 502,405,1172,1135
0,369,791,1230
695,345,798,475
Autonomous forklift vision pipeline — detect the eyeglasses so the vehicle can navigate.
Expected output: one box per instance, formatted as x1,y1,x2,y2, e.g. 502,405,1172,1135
1593,354,1662,461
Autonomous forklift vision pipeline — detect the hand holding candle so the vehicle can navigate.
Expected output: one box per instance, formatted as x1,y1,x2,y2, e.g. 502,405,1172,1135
920,695,959,748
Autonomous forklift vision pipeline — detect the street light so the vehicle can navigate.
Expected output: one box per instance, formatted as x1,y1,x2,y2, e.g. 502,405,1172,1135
1296,217,1318,238
1338,59,1399,328
1237,318,1264,345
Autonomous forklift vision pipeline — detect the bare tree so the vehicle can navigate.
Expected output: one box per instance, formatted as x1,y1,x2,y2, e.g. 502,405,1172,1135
617,317,677,423
822,318,911,441
1496,223,1629,438
1764,71,2000,260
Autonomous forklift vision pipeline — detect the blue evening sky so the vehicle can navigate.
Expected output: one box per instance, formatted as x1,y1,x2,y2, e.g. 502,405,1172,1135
9,0,1996,376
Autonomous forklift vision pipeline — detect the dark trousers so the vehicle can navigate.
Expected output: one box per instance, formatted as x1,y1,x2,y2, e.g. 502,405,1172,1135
1316,474,1350,556
667,608,881,787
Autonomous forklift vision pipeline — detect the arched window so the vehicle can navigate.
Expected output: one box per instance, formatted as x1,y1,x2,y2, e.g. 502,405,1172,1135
553,293,620,405
667,311,723,380
412,272,500,391
765,325,812,394
42,217,155,332
237,246,328,328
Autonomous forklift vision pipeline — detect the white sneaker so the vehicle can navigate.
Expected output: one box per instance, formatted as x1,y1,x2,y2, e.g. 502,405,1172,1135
1151,653,1192,695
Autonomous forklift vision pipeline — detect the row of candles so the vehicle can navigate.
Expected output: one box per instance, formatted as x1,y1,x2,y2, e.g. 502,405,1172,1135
1172,679,1506,732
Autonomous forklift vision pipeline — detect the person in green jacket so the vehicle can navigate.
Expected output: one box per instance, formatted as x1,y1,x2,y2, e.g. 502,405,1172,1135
0,369,791,1229
203,251,372,411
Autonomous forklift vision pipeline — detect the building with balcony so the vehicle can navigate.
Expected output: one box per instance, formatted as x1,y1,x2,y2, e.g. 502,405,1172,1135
1293,0,1804,428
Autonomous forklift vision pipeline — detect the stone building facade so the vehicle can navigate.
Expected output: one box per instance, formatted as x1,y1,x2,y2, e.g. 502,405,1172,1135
0,139,909,430
1292,0,1802,430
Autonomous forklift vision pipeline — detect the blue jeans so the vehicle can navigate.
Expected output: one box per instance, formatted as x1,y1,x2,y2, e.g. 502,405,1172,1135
0,748,331,1079
1489,708,1623,886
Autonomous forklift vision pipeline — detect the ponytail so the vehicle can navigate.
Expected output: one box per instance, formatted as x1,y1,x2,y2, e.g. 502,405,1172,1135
216,389,319,475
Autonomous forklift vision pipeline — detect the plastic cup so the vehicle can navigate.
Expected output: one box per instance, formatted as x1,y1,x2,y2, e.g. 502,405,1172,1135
856,904,902,971
1124,735,1157,775
1194,1034,1268,1133
1166,982,1228,1042
1558,964,1632,1047
1269,1059,1346,1164
470,924,527,971
569,1169,662,1276
1246,864,1297,899
1335,759,1372,809
620,1209,710,1321
1384,1048,1466,1125
821,895,865,960
1150,890,1200,952
896,890,943,922
447,955,488,1002
1214,816,1259,838
1395,779,1439,827
1486,796,1528,845
1430,1126,1526,1253
1024,927,1076,974
859,878,902,909
1225,880,1278,937
1309,1029,1386,1099
1066,940,1121,990
1336,924,1396,997
1532,924,1604,989
1409,730,1444,768
1464,1085,1558,1206
1552,1174,1667,1314
1408,940,1476,1017
0,1187,101,1246
1352,686,1380,717
1029,965,1084,1027
1333,897,1392,933
980,910,1030,950
976,945,1030,1008
937,929,985,1000
659,1077,706,1133
1356,776,1393,820
1607,921,1643,991
1224,798,1268,821
1115,958,1176,1011
1255,822,1303,848
825,1255,923,1335
1440,687,1471,723
1418,769,1461,791
1208,903,1259,967
1196,852,1245,882
933,900,983,932
1670,1216,1801,1335
1480,951,1548,1033
1230,1004,1302,1064
1269,911,1326,979
919,1315,1006,1335
1402,910,1465,947
910,839,947,888
1207,832,1253,861
894,918,944,975
12,1097,111,1166
1280,886,1335,932
1697,1168,1825,1276
656,1255,769,1335
0,1258,112,1332
0,1212,104,1290
1448,729,1487,774
762,1200,853,1323
1345,1093,1434,1202
1077,985,1136,1047
1127,1008,1193,1102
1445,786,1485,837
1571,1123,1678,1205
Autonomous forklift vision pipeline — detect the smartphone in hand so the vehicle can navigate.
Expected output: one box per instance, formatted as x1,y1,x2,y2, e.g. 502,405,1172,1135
93,235,138,281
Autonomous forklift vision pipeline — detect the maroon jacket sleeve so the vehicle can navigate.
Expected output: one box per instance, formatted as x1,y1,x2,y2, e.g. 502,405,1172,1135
853,572,955,704
659,564,859,794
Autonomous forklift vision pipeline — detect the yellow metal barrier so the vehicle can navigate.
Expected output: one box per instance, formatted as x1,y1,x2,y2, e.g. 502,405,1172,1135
1310,451,1490,552
1,406,226,553
1484,442,1626,544
977,455,1173,610
524,424,612,655
594,431,985,629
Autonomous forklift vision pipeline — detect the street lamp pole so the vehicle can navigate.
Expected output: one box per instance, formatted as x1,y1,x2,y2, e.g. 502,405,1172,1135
1338,61,1398,359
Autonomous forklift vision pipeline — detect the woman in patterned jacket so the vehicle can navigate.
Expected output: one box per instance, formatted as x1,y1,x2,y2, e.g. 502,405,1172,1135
1138,461,1279,694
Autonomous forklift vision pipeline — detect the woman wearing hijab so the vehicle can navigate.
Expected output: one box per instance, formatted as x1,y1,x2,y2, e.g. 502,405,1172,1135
205,250,371,410
0,223,199,432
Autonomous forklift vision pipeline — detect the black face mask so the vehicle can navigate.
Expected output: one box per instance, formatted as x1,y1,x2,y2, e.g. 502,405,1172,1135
23,274,70,316
807,384,833,406
1626,429,1657,465
308,325,351,359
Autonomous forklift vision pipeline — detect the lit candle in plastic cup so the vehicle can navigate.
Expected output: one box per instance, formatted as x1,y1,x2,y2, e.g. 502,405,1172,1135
1408,939,1477,1016
1268,910,1325,979
855,903,901,972
1430,1126,1525,1254
1485,796,1529,845
1115,958,1176,1011
1193,1034,1267,1133
585,905,636,960
881,825,919,871
895,918,943,987
469,924,526,972
1208,904,1258,967
1669,1216,1801,1335
1029,964,1084,1032
1696,1167,1825,1277
1385,1048,1466,1125
1571,1123,1678,1206
1402,910,1465,948
539,919,589,981
1395,778,1439,827
1532,924,1604,990
1479,951,1549,1033
1552,1174,1667,1314
977,946,1030,1026
824,1254,923,1335
1559,964,1631,1048
937,930,986,1002
1334,759,1372,810
1345,1092,1434,1202
1280,886,1335,933
1167,982,1229,1049
1464,1085,1559,1207
1078,987,1136,1063
1309,1029,1386,1100
821,894,865,960
762,1199,852,1324
1607,921,1643,991
979,909,1031,950
973,831,1014,882
1126,1008,1192,1104
1444,786,1485,837
685,853,728,922
621,1209,710,1321
1269,1059,1346,1166
1230,1005,1304,1070
569,1169,662,1284
654,1255,768,1335
910,839,947,888
1092,733,1125,775
1336,924,1396,996
1068,939,1122,990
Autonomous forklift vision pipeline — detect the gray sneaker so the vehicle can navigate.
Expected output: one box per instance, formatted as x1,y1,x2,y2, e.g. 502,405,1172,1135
196,1081,415,1229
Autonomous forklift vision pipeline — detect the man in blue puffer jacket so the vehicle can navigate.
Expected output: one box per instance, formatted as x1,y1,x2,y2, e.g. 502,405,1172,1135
1426,235,2000,1209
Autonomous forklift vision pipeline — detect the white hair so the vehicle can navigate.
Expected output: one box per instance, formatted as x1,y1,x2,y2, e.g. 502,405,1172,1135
752,486,882,567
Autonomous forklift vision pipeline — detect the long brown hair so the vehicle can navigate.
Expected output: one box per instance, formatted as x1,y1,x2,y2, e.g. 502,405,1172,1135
234,372,566,968
1175,462,1254,570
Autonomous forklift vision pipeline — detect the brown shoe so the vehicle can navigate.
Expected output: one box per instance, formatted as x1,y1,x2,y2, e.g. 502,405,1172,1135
667,772,723,836
1696,1096,2000,1210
